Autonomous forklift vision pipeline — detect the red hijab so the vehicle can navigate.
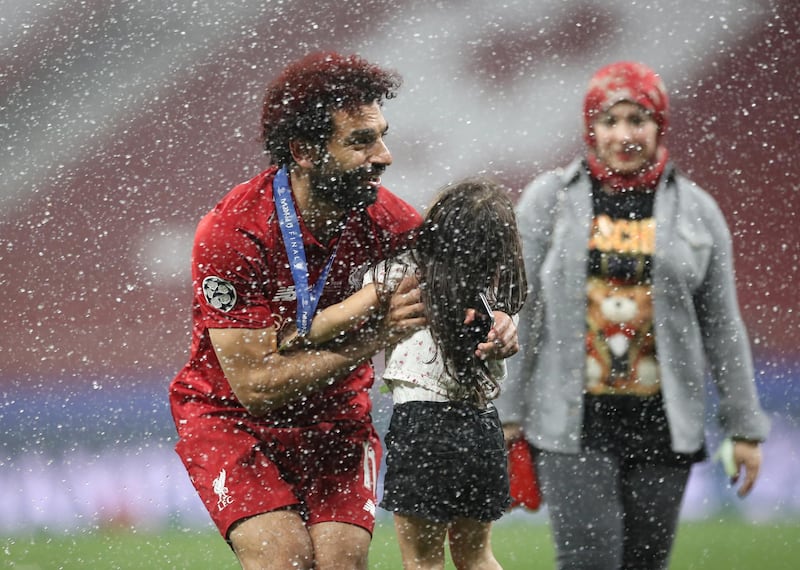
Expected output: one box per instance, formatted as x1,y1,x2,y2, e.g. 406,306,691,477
583,61,669,192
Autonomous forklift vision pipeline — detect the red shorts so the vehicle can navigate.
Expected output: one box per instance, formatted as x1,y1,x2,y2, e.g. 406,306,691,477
174,408,381,539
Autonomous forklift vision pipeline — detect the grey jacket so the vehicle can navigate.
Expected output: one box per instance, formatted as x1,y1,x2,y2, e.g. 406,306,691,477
495,158,770,454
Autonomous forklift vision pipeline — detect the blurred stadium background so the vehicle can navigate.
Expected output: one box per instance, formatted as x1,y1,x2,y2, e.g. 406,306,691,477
1,0,798,535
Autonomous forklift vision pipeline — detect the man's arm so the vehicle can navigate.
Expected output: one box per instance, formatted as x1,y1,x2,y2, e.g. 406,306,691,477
210,276,424,416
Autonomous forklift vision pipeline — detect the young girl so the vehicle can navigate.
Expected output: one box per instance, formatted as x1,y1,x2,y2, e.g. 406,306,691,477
283,178,527,569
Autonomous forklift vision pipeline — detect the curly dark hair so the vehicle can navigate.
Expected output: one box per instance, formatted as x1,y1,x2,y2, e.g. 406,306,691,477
261,52,402,166
412,178,527,404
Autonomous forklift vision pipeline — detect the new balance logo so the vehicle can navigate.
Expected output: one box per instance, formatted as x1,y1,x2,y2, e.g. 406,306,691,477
362,499,376,516
273,286,296,302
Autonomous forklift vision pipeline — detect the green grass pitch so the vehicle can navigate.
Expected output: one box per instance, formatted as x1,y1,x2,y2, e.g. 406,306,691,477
3,519,799,569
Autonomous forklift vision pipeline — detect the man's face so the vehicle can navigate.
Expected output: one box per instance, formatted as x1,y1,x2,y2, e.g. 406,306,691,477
308,101,393,209
591,101,659,175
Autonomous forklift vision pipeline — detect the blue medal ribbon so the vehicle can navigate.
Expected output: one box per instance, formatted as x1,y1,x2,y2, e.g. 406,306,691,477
273,167,341,336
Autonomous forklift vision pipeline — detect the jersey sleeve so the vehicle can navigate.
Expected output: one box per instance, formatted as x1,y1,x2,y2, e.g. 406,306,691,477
191,209,275,330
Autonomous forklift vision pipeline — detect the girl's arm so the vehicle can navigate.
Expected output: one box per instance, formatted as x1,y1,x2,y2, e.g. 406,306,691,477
308,284,381,344
279,284,381,351
281,261,418,350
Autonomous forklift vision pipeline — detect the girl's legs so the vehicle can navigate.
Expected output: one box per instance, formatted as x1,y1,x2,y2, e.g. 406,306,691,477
448,517,502,570
393,513,448,570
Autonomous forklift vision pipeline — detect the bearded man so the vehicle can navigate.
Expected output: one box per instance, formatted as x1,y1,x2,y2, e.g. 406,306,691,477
169,52,518,570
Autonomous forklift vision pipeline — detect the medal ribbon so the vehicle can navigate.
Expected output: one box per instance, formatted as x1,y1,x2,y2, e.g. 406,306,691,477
273,167,341,335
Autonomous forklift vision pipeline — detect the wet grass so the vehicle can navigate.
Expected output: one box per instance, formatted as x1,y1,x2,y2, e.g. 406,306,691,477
3,518,799,569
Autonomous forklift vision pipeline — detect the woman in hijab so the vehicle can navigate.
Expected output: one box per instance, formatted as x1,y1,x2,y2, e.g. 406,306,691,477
496,61,770,570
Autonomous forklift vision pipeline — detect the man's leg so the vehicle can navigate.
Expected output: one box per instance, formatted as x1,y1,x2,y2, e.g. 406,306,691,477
229,510,314,570
309,521,373,570
301,428,379,569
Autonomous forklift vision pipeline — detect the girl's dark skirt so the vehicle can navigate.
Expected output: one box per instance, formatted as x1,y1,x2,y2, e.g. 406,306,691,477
380,400,510,523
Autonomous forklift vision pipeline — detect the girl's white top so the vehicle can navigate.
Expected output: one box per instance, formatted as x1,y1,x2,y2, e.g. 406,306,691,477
364,256,506,405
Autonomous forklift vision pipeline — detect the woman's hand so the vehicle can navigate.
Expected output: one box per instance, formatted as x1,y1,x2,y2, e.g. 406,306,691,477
732,440,762,497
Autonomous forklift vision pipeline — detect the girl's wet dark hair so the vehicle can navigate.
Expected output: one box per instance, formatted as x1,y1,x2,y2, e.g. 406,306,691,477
412,177,527,404
260,52,401,167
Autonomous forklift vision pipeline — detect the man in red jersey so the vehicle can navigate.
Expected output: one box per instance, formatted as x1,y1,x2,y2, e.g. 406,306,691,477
169,52,519,569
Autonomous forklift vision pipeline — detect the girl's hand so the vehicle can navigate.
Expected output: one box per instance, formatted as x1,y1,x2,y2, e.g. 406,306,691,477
476,311,519,360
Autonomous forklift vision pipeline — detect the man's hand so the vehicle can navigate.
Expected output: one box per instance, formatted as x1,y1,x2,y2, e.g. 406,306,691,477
476,310,519,360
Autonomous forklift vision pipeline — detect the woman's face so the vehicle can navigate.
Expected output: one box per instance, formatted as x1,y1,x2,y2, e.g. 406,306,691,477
591,101,659,174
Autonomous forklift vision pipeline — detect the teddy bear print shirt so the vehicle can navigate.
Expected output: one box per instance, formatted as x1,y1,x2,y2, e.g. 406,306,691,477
585,184,660,397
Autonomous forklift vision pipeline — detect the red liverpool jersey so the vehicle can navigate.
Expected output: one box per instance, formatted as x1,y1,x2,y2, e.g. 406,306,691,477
170,166,421,426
